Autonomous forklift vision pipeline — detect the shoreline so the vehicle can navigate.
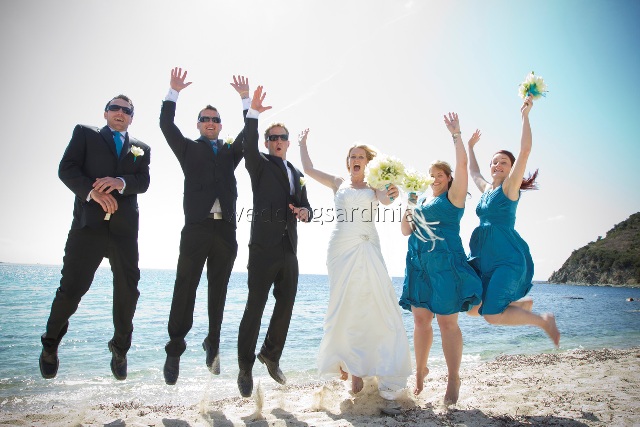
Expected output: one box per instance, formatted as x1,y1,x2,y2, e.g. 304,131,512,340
2,347,638,426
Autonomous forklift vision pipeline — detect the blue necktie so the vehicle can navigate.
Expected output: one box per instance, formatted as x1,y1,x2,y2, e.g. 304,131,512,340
113,131,123,157
211,139,218,155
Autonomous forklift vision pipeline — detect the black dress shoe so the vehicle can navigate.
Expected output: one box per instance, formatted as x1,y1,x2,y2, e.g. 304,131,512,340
39,349,59,379
108,343,127,380
237,368,253,397
163,355,180,385
202,340,220,375
257,353,286,385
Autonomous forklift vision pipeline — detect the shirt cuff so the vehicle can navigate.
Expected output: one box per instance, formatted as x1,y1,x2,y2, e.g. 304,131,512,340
246,108,259,119
165,88,179,102
242,97,251,110
117,177,126,194
86,189,93,202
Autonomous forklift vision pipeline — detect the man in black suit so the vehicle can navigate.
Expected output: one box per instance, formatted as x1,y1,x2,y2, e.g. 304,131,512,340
159,68,250,385
237,86,312,397
40,95,151,380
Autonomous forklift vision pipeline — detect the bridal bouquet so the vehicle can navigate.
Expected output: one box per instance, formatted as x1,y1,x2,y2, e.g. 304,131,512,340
365,155,406,190
518,71,548,100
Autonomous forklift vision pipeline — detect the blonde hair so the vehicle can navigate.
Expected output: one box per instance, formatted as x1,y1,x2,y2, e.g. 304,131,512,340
346,144,377,171
264,123,289,141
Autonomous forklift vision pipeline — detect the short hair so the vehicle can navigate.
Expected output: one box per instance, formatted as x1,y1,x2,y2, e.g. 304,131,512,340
264,123,289,140
345,144,377,171
198,105,220,121
104,94,134,115
429,160,453,189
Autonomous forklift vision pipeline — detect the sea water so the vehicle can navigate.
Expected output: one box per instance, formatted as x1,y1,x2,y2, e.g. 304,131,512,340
1,263,639,412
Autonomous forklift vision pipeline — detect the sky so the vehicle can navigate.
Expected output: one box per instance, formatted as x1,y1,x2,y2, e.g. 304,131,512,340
1,0,639,280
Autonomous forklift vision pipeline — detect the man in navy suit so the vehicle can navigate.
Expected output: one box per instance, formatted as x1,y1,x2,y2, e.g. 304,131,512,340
159,68,249,385
237,86,312,397
40,95,151,380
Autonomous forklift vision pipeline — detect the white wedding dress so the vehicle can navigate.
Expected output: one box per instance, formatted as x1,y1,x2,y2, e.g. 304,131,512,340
317,184,411,399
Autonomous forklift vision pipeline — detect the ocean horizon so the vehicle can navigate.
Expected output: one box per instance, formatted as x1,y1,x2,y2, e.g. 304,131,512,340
1,263,639,413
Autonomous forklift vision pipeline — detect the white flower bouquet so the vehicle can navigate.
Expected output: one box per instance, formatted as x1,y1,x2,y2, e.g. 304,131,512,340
365,155,406,190
401,169,434,204
518,71,548,100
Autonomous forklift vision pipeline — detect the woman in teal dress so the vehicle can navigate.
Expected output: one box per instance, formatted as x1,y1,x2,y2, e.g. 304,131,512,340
399,112,482,405
466,95,560,347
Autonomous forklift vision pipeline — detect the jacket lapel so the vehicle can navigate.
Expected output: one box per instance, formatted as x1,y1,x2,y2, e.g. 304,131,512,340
100,126,118,158
266,154,292,194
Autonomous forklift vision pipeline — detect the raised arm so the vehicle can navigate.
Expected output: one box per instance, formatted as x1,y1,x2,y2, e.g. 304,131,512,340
159,67,192,159
443,112,468,208
243,86,272,173
298,129,343,192
230,75,250,166
467,129,490,193
503,96,533,200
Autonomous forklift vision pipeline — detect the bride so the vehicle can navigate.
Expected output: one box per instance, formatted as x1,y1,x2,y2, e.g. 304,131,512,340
298,129,411,399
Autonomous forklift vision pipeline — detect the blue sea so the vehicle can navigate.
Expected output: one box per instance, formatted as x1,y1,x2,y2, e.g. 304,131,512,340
1,263,639,414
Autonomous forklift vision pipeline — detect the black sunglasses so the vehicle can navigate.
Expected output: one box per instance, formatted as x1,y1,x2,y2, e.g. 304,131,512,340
106,104,134,115
198,116,221,123
268,134,289,142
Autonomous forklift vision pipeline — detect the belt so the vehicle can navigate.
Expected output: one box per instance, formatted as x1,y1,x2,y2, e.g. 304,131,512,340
207,212,223,220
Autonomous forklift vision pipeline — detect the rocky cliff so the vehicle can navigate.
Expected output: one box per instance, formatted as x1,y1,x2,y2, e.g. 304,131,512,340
549,212,640,286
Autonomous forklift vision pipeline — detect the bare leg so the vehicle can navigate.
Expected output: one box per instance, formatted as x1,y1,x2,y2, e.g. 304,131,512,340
437,313,462,405
351,375,363,394
466,302,481,317
485,306,560,347
510,297,533,312
412,306,434,395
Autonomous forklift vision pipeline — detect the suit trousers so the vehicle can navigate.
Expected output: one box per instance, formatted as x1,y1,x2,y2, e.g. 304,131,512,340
41,223,140,356
165,218,237,356
237,236,299,370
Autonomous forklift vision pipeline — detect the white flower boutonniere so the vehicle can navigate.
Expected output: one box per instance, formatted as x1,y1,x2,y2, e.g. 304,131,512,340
224,137,234,148
130,145,144,162
300,177,306,187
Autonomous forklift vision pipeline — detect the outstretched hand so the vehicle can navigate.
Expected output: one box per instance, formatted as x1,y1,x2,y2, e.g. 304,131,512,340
250,86,272,113
443,112,461,134
298,128,310,146
230,75,250,98
170,67,192,92
468,129,482,148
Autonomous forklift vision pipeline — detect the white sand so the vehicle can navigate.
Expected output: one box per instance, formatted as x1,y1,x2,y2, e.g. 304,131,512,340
1,347,638,426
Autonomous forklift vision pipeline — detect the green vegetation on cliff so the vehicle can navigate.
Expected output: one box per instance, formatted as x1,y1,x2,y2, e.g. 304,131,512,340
549,212,640,286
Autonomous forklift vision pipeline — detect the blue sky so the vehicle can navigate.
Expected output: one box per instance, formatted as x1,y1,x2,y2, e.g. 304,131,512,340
1,0,639,280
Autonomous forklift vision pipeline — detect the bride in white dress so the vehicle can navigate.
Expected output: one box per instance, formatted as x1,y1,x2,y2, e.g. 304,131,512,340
298,129,411,399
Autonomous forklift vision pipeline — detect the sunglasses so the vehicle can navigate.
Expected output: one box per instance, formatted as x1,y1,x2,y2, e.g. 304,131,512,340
198,116,221,123
106,104,134,115
268,134,289,142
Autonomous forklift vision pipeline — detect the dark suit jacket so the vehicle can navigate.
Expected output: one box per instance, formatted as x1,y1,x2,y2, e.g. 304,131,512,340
243,117,312,254
58,125,151,237
160,101,245,226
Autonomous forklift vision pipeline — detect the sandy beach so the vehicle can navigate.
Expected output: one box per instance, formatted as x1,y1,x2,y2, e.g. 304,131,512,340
1,347,638,426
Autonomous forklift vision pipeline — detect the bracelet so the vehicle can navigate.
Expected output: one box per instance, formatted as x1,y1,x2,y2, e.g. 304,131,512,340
451,132,461,142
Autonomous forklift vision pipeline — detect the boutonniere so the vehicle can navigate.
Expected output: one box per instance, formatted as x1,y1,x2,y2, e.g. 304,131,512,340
130,145,145,162
224,137,234,148
300,177,306,187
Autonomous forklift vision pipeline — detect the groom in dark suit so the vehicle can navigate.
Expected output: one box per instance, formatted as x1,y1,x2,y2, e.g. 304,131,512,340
237,86,312,397
40,95,151,380
159,68,250,385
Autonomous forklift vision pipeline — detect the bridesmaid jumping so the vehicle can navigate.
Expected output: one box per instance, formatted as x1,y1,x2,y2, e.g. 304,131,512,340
466,95,560,347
